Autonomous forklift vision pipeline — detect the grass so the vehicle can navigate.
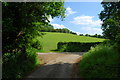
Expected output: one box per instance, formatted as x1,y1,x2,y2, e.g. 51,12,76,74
79,44,119,78
37,32,105,52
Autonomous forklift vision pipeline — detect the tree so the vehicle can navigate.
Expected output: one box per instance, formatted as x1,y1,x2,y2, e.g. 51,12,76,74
3,2,66,53
79,34,84,36
71,32,77,35
99,2,120,42
60,28,70,33
85,34,90,37
2,2,66,78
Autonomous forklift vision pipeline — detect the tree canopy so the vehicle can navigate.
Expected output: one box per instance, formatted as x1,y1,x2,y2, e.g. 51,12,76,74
99,2,120,42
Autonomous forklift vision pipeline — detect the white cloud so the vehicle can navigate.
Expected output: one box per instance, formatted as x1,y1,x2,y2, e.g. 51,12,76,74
66,7,77,16
48,16,54,23
71,15,103,26
51,24,66,29
45,16,54,23
81,27,102,35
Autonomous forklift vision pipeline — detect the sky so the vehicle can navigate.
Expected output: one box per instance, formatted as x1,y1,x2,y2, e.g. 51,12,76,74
50,2,104,35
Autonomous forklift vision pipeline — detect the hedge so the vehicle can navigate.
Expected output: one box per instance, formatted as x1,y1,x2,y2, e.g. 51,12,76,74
57,42,101,52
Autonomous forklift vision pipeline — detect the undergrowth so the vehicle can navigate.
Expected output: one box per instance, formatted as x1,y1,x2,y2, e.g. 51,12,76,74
79,43,119,78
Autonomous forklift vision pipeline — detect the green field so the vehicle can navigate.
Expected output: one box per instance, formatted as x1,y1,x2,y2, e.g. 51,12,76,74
37,32,105,52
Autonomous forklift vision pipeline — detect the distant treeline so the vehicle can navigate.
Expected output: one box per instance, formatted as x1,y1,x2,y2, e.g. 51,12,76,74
40,24,77,35
79,34,105,38
40,24,104,38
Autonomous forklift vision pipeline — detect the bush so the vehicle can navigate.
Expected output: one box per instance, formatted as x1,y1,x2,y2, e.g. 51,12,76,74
102,40,120,52
2,47,39,78
2,35,43,79
57,42,101,52
79,44,120,78
31,40,42,50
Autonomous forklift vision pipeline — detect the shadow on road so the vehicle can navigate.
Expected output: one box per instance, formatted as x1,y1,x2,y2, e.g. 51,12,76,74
23,53,84,80
23,62,82,79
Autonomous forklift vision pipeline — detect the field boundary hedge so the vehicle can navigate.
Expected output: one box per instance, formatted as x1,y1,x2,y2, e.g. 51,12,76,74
57,42,101,52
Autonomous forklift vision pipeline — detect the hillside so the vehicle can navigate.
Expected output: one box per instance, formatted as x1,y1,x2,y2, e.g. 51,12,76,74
37,32,105,52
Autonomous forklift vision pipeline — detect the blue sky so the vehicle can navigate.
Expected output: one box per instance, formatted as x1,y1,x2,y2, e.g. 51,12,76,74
50,2,103,35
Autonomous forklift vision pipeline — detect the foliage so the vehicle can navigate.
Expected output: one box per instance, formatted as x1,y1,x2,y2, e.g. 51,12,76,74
2,2,66,53
57,42,101,52
79,2,120,78
79,44,119,78
31,38,42,50
36,23,77,35
53,28,71,33
34,22,55,32
2,2,66,78
2,47,39,78
38,32,105,52
102,39,120,53
99,2,120,42
80,34,105,38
